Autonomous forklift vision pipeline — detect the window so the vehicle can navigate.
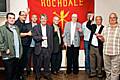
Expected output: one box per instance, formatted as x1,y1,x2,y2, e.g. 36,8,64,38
0,0,10,16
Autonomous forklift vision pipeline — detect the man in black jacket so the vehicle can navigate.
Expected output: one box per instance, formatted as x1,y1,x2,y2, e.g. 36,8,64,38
32,14,53,80
51,16,62,75
87,16,104,78
15,11,32,79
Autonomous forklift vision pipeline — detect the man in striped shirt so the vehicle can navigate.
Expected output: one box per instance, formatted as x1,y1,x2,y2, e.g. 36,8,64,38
96,13,120,80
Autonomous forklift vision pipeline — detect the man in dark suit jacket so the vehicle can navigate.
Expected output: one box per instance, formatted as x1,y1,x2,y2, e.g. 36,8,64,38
51,16,62,75
15,11,32,79
32,14,53,80
86,16,104,78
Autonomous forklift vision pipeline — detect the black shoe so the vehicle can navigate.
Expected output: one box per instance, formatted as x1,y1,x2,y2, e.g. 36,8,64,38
44,76,53,80
51,71,57,75
66,70,72,74
89,73,96,78
97,74,103,78
56,71,63,74
97,70,103,78
73,71,79,75
85,69,90,74
19,75,26,80
35,76,41,80
27,70,32,76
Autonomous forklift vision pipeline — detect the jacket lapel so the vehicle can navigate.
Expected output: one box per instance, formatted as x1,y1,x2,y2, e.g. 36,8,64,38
98,25,104,34
46,25,49,37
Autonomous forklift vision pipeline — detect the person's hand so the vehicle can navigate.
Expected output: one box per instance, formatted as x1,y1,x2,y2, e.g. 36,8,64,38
27,31,32,36
6,49,10,54
76,28,82,32
90,14,94,20
96,33,104,42
79,28,82,32
64,43,68,49
26,8,30,14
64,43,67,46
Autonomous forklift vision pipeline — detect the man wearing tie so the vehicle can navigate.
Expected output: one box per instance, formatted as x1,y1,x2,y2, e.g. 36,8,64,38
63,14,83,74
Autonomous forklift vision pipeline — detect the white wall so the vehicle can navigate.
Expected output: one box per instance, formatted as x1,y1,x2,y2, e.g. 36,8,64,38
9,0,120,25
10,0,28,20
95,0,120,26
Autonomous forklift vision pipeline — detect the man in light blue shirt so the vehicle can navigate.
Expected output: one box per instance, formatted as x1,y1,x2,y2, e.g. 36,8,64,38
82,12,93,74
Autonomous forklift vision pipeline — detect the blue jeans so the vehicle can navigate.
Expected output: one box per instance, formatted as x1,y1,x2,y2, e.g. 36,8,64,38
84,41,90,72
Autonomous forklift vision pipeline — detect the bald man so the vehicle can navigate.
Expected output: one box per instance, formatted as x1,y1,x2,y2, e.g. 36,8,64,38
63,14,83,74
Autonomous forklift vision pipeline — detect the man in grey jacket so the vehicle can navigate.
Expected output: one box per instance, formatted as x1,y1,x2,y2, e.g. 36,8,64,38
63,14,83,74
0,13,23,80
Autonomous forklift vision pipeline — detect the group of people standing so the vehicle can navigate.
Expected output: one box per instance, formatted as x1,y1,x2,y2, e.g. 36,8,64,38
0,11,62,80
82,12,120,80
0,10,120,80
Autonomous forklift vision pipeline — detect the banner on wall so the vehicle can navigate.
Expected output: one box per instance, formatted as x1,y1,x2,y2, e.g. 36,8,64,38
28,0,94,49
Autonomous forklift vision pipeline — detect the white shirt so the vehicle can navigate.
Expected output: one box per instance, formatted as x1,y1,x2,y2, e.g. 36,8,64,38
82,21,91,41
91,25,101,46
71,22,76,45
32,22,37,27
41,24,48,48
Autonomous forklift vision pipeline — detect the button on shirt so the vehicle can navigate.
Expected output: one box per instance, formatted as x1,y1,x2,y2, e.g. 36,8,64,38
41,24,48,48
91,25,101,47
71,22,76,45
103,25,120,55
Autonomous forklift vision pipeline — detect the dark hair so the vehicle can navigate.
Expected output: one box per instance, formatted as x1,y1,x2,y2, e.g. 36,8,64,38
19,11,25,15
96,16,103,20
40,14,48,20
6,12,15,19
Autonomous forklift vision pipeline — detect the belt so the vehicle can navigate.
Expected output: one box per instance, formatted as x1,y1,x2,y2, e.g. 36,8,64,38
91,44,98,48
41,47,48,49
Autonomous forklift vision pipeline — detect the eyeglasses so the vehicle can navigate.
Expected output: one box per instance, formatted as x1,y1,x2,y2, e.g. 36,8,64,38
109,17,117,19
20,14,26,16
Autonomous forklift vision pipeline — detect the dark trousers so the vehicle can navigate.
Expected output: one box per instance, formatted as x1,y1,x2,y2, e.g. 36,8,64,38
27,47,35,71
19,46,30,75
51,50,62,72
66,45,79,74
34,48,51,78
3,58,19,80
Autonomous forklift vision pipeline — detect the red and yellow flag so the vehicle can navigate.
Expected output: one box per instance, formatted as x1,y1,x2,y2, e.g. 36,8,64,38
28,0,94,49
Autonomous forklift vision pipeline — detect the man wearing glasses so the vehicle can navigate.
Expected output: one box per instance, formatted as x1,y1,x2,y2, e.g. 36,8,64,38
97,13,120,80
15,11,32,80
